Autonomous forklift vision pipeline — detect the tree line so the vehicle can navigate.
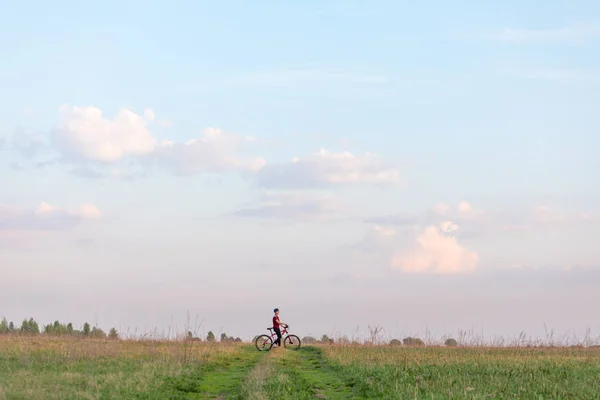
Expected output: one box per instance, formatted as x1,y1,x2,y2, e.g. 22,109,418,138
0,317,119,339
186,330,242,342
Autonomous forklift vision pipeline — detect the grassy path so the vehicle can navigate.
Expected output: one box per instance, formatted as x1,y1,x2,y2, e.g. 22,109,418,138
251,346,357,399
160,346,265,399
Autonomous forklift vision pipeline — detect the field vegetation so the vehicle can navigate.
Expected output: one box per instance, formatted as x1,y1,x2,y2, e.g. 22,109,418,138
1,318,599,399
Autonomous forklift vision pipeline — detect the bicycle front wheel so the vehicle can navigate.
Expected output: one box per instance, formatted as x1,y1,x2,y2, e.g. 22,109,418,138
255,334,273,351
283,334,301,350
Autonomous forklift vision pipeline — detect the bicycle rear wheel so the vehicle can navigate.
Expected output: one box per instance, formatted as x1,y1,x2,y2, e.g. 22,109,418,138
283,334,301,350
255,334,273,351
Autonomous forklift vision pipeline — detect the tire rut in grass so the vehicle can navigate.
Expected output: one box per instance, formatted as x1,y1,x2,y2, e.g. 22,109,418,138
160,345,265,399
262,346,357,399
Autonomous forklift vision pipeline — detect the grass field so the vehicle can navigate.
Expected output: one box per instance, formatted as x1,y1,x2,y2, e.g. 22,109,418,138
1,336,599,399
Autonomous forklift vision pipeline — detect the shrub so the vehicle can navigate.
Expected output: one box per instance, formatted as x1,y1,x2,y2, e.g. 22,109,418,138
389,339,402,346
91,327,106,338
320,335,334,344
302,336,317,344
403,337,424,346
445,338,458,347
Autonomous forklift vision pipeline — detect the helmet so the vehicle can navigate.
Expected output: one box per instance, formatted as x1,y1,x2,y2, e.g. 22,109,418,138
273,308,279,313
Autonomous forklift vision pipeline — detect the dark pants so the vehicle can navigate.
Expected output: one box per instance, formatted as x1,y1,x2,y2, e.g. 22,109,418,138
273,327,282,346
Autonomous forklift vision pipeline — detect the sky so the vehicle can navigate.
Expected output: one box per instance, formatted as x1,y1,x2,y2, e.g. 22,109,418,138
1,0,599,342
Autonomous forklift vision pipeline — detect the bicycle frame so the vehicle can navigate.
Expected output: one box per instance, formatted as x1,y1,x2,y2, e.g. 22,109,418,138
268,327,289,339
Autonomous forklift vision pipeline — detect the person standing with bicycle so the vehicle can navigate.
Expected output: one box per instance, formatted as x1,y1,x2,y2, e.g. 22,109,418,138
272,308,287,348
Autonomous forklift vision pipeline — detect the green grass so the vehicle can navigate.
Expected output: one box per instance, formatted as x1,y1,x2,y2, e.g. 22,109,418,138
1,336,599,399
322,345,600,399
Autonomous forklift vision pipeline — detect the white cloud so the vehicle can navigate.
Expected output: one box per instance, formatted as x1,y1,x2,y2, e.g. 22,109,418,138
51,105,157,163
351,224,399,256
496,23,600,44
391,223,479,274
0,202,101,241
440,220,459,234
374,200,598,237
255,149,400,188
143,108,156,122
146,128,266,175
36,106,264,177
432,202,450,215
233,192,338,220
35,202,101,219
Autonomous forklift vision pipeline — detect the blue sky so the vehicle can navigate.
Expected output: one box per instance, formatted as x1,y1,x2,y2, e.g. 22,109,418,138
1,0,599,342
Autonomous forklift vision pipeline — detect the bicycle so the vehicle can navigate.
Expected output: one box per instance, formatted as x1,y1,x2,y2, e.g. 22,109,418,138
254,325,301,351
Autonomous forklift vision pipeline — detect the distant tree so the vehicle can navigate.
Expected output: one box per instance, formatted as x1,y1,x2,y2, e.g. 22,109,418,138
91,327,106,338
403,337,424,346
206,331,215,342
445,338,458,347
220,333,228,342
0,318,9,334
20,318,40,334
30,318,39,334
389,339,402,346
20,319,29,333
45,320,71,336
67,323,74,334
234,337,242,343
83,322,91,336
187,331,193,340
321,334,330,343
302,336,317,344
109,328,119,340
8,321,15,332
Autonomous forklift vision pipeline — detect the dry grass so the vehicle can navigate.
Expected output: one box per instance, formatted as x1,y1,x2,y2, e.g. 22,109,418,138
320,343,600,367
0,335,246,399
0,334,241,361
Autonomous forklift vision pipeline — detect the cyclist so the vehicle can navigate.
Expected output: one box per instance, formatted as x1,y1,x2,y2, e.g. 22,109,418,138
272,308,287,348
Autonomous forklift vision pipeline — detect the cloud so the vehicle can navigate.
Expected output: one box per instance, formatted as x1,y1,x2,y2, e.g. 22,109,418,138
353,220,479,274
502,205,595,232
0,202,100,237
368,201,487,238
495,23,600,44
350,224,399,256
358,201,599,273
255,149,401,189
390,223,479,274
51,105,157,163
10,106,264,178
233,192,338,220
70,167,105,179
11,127,48,158
10,162,26,171
370,201,597,237
146,128,265,175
